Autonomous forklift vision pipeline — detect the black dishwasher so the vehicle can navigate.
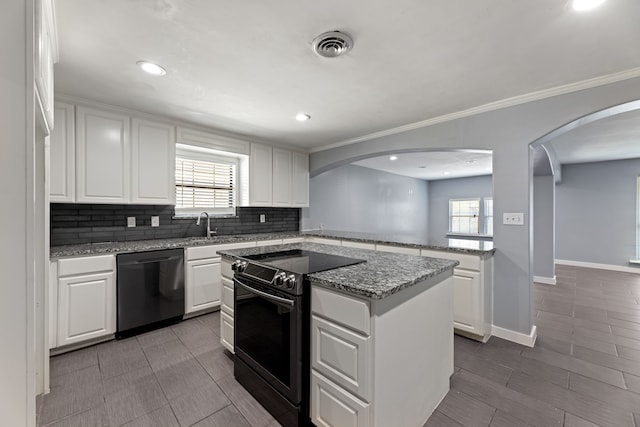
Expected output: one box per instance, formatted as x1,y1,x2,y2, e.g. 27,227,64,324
116,248,185,338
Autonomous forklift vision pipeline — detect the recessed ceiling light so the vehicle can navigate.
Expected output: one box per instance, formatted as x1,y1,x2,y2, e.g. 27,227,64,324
136,61,166,76
295,113,311,122
443,171,451,175
571,0,607,11
389,155,398,161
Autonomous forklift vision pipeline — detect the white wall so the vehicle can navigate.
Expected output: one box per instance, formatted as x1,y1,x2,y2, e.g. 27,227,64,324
1,0,36,425
556,158,640,267
310,77,640,336
427,175,493,243
305,164,429,239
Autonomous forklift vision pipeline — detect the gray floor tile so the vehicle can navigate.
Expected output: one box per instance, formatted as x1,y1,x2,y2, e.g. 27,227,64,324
49,364,101,390
142,338,193,371
50,347,99,378
120,405,179,427
102,365,154,396
568,372,640,413
41,405,109,427
634,413,640,427
170,382,231,427
197,312,221,335
39,381,104,426
623,372,640,393
612,325,640,340
454,352,513,386
450,370,563,427
572,344,640,376
488,410,535,427
196,349,234,381
136,328,179,349
617,345,640,361
533,334,573,356
155,358,214,400
507,371,635,427
104,374,167,426
563,412,601,427
216,374,279,427
192,405,252,427
437,390,495,427
423,410,465,427
100,347,150,379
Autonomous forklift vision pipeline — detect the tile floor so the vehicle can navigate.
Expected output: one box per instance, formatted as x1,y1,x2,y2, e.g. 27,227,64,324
39,264,640,427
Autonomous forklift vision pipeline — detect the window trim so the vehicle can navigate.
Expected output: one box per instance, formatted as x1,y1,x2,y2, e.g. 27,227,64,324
448,198,481,235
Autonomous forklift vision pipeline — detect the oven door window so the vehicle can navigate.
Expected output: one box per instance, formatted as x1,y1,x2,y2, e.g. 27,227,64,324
235,279,300,394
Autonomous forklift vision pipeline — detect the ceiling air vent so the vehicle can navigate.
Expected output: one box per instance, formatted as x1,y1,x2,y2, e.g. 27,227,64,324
312,31,353,58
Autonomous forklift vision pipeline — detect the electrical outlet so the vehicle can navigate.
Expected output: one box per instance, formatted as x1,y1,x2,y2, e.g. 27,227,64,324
127,217,136,228
151,216,160,227
260,214,266,223
503,212,524,225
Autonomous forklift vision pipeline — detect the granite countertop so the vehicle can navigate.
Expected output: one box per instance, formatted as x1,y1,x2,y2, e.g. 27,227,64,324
49,232,302,258
303,230,495,257
217,242,459,300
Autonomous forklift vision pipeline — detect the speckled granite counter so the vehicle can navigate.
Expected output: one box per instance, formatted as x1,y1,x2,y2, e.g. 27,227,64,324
50,232,302,258
217,242,459,299
302,230,495,257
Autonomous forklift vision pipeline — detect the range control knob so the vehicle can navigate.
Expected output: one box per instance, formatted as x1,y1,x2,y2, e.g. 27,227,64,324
284,274,297,289
274,272,287,286
231,260,241,271
232,260,247,272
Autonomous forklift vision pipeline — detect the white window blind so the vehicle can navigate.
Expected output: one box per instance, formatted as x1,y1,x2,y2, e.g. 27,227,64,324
484,198,494,236
175,157,235,211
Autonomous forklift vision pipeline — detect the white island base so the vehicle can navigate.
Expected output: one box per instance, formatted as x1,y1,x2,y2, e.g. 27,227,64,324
310,272,454,427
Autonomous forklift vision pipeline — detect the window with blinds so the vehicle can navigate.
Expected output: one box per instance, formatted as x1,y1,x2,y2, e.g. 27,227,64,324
175,156,236,213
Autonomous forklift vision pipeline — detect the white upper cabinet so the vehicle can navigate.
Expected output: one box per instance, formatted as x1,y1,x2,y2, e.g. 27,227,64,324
35,0,58,132
249,143,273,206
249,143,309,207
292,152,309,207
49,102,75,202
76,106,131,203
272,148,292,206
131,118,176,204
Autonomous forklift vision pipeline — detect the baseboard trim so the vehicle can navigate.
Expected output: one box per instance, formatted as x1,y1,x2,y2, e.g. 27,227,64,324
556,259,640,275
534,275,557,285
492,325,537,348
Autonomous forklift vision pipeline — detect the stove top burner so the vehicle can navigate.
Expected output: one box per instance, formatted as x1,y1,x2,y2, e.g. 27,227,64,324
242,249,365,275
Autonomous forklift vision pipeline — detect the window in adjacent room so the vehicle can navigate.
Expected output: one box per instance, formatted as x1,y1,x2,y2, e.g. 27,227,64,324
449,199,480,234
484,198,494,236
175,146,238,215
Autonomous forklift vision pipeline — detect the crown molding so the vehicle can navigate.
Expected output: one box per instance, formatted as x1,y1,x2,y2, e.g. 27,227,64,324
310,67,640,153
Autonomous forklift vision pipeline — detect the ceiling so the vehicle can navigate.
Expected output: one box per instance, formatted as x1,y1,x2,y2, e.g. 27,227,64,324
54,0,640,150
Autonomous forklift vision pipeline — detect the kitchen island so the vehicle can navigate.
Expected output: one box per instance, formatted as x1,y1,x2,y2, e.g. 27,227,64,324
219,242,458,427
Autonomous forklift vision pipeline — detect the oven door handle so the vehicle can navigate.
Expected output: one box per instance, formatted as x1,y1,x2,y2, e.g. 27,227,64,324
234,278,295,307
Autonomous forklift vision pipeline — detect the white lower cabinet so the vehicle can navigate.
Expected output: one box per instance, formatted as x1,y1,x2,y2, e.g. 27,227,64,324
185,256,221,314
55,254,116,348
220,310,235,352
452,269,481,332
311,370,370,427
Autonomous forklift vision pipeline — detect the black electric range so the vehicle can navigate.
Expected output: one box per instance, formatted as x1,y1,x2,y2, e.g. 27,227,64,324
231,249,365,427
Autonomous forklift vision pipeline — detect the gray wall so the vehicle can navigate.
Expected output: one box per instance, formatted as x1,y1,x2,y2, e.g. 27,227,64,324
428,175,493,243
309,76,640,336
533,175,555,279
306,165,429,239
556,158,640,266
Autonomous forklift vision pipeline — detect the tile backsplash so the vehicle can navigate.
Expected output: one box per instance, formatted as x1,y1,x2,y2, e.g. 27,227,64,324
51,204,300,246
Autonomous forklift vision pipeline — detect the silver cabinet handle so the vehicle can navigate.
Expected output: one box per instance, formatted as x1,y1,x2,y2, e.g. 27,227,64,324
234,278,295,307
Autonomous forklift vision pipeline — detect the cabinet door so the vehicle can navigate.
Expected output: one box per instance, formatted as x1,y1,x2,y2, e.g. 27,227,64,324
131,119,175,204
249,143,273,206
50,102,75,202
185,257,222,314
221,277,234,316
311,370,370,427
57,271,115,346
76,107,130,203
220,311,234,353
292,152,309,207
272,148,292,206
453,268,482,334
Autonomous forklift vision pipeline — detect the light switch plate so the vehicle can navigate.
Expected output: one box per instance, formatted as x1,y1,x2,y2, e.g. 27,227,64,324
127,217,136,228
260,214,266,223
503,212,524,225
151,216,160,227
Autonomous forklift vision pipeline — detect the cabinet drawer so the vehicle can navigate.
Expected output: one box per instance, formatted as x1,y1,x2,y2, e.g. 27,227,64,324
312,286,370,335
186,245,219,261
375,244,420,255
58,254,115,277
312,315,371,401
220,311,234,353
420,249,480,271
311,370,370,427
222,259,234,279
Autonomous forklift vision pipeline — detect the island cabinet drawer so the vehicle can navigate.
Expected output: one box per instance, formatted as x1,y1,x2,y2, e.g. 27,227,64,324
312,286,370,335
420,249,481,271
311,370,370,427
312,315,371,401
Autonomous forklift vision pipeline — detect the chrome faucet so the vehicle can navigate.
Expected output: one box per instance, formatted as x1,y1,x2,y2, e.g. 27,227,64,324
196,212,216,237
